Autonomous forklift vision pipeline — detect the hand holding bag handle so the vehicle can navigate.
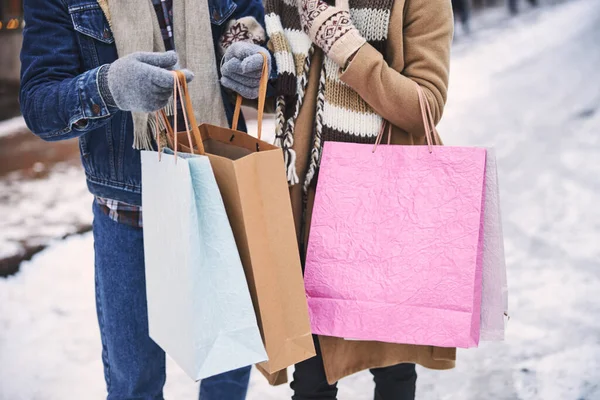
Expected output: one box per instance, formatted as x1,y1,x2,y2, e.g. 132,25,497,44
161,53,268,152
158,71,206,155
230,52,269,140
153,71,198,161
373,83,440,153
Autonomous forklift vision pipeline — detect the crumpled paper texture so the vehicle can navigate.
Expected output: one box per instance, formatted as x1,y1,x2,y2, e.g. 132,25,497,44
480,149,508,341
305,143,487,349
141,150,267,380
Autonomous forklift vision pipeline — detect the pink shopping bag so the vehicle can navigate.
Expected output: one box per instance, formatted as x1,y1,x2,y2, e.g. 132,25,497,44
304,86,487,349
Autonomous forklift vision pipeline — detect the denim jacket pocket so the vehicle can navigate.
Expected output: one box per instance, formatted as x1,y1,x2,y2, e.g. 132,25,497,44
69,3,115,70
69,3,114,44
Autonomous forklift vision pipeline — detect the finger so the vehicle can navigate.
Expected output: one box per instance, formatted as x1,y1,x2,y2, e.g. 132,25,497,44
181,69,195,83
241,53,267,74
221,58,244,76
222,58,263,80
150,67,177,89
135,51,179,69
224,42,268,63
221,77,260,99
223,42,254,61
223,72,261,87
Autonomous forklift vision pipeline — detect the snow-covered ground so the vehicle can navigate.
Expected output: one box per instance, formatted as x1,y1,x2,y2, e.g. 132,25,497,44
0,163,91,265
1,0,599,399
0,116,26,139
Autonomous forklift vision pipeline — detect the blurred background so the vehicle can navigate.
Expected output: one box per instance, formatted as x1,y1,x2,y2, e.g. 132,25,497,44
0,0,599,399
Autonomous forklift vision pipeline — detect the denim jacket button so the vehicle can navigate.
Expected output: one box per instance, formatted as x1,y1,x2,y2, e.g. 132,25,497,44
103,28,110,39
212,9,221,21
92,104,101,115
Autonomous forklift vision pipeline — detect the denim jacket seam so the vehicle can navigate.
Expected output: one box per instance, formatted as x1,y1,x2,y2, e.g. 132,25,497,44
211,2,237,25
94,65,112,112
86,175,141,193
68,3,102,12
44,125,74,138
78,68,112,120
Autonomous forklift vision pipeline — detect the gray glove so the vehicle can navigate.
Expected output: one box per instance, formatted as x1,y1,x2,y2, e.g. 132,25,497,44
220,42,271,99
99,51,194,113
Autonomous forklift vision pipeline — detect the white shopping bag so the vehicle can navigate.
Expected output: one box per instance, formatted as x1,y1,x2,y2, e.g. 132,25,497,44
141,148,267,380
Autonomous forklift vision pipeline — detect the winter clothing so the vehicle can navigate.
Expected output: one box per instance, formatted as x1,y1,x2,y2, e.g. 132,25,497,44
20,0,267,396
221,42,272,99
152,0,176,50
291,336,417,400
265,0,395,187
100,51,194,113
95,3,269,224
96,197,144,227
94,0,180,221
261,0,456,387
298,0,366,67
20,0,265,206
92,201,252,399
106,0,227,150
509,0,539,15
219,16,267,56
451,0,471,34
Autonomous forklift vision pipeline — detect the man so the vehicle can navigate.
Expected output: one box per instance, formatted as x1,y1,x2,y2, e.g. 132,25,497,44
20,0,269,398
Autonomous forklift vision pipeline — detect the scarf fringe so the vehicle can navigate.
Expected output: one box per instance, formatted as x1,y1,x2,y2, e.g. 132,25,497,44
274,96,287,149
267,0,392,188
303,60,327,192
134,97,175,150
276,45,315,186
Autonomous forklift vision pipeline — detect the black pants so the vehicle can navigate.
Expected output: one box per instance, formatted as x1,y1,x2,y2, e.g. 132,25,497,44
291,337,417,400
509,0,539,14
451,0,470,27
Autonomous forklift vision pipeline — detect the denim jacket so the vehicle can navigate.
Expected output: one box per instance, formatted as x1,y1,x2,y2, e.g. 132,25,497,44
20,0,265,206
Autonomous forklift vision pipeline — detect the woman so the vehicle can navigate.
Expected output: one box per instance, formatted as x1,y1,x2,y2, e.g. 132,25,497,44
222,0,455,398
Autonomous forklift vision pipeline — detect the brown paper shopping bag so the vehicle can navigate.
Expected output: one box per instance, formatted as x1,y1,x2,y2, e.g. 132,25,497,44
163,62,315,375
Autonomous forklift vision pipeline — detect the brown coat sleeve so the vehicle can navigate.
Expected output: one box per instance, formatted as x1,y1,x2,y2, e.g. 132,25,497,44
339,0,453,137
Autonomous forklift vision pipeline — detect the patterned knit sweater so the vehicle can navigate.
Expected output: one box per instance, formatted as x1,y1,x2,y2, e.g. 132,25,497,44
265,0,394,189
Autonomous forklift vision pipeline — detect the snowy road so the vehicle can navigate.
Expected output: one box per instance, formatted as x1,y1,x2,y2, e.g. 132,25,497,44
1,1,599,399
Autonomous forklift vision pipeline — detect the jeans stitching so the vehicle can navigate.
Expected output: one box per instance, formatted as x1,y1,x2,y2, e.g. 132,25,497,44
94,235,112,392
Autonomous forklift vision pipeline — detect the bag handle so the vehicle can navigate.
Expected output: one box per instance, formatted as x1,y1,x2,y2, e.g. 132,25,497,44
373,83,439,153
231,52,269,140
153,71,197,161
157,71,207,155
415,83,438,152
176,71,205,154
173,70,199,157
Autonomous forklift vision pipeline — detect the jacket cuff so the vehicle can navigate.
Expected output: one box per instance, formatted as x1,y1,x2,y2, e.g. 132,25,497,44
67,66,117,130
97,64,117,109
328,28,366,67
339,43,381,83
80,65,115,119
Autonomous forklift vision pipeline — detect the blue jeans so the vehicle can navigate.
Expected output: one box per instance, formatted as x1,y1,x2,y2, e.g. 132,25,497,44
92,201,251,400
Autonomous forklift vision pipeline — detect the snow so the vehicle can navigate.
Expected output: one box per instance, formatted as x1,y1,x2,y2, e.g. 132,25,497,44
0,116,27,139
1,0,600,399
0,163,92,261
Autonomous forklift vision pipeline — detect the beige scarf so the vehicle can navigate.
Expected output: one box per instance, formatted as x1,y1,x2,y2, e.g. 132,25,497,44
98,0,228,149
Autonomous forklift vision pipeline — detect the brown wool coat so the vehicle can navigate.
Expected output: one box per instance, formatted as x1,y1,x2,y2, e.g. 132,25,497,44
282,0,456,385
